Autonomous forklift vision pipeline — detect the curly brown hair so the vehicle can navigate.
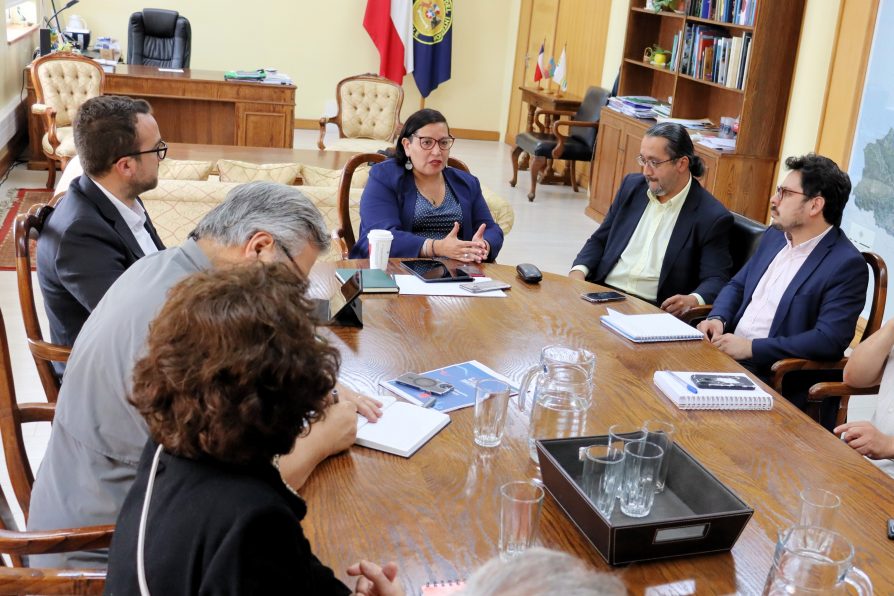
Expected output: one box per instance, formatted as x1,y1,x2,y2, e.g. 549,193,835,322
130,262,340,465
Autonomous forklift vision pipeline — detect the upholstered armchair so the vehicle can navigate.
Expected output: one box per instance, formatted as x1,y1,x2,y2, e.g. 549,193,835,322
127,8,191,68
29,52,105,189
318,74,404,152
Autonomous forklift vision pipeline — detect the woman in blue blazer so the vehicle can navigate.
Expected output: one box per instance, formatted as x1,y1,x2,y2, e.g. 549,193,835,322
350,109,503,262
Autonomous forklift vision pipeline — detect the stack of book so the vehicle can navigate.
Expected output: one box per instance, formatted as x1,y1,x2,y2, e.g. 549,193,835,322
680,24,753,90
607,96,671,119
686,0,758,26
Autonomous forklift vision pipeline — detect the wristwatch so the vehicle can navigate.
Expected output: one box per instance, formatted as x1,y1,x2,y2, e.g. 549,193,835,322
705,315,726,330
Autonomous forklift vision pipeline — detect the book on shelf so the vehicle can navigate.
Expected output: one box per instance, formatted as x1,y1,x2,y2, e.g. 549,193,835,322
381,360,517,413
607,96,671,119
355,394,450,457
686,0,758,26
600,308,703,343
653,371,773,410
335,268,399,294
680,24,752,90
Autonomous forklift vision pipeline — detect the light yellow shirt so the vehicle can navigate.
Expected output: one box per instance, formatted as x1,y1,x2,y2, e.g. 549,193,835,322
573,177,701,303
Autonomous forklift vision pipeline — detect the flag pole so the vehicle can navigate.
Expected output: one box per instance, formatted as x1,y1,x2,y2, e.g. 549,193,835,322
420,97,425,110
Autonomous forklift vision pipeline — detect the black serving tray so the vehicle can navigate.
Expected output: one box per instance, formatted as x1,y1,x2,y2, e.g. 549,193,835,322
536,435,753,565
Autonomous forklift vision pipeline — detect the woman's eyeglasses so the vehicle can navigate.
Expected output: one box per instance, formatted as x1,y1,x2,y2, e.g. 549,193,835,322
412,135,455,151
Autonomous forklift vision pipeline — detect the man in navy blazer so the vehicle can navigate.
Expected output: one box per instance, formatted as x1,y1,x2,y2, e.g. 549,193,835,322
37,96,166,349
570,123,733,314
698,154,868,427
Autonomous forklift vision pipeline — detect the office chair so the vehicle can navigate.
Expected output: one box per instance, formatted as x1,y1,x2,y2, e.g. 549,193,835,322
127,9,191,68
510,86,610,202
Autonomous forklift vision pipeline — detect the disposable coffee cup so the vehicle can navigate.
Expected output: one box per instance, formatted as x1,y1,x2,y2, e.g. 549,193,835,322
367,230,393,270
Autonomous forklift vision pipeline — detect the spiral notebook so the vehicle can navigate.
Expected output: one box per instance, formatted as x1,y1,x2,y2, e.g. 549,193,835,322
601,308,703,343
653,371,773,410
420,579,465,595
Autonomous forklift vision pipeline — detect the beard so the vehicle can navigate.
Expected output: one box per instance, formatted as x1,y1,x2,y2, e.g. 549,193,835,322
129,173,159,197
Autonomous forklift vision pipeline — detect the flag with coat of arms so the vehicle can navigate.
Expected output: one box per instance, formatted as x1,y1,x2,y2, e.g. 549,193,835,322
412,0,453,97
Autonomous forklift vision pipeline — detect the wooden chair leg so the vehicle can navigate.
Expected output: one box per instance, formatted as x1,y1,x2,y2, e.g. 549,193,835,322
570,161,579,192
529,156,546,202
509,146,523,187
44,159,56,190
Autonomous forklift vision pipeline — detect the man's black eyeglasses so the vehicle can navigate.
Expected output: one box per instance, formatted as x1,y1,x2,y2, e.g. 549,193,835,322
116,141,168,163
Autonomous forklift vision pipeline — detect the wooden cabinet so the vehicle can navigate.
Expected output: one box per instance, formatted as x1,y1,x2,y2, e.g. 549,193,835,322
588,0,805,222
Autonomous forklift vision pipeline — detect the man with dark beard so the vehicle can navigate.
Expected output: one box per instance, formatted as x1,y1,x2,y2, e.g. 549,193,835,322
37,95,166,349
570,122,733,316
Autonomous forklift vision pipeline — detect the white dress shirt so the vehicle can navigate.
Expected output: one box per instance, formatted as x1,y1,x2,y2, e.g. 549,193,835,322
600,177,697,303
734,225,832,340
91,178,159,256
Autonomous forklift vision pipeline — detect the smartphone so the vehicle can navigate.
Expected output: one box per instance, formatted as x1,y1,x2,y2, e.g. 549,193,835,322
457,264,485,277
460,280,511,293
580,291,626,303
394,373,454,395
690,374,756,391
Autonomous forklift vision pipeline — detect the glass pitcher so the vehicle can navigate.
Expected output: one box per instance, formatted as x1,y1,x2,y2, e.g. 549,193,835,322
518,345,595,413
524,364,592,463
763,526,873,595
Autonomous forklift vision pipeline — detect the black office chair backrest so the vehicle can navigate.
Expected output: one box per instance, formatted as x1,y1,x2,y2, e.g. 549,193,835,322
730,212,767,273
127,9,191,69
569,86,610,149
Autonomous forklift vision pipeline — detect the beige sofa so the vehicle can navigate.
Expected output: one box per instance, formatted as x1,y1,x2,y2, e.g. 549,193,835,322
138,159,514,262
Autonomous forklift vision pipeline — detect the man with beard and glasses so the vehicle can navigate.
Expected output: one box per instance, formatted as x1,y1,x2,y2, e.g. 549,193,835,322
570,122,733,316
37,95,166,349
698,154,868,429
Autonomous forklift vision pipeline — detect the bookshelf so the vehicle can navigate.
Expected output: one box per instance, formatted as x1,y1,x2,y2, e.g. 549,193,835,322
587,0,806,222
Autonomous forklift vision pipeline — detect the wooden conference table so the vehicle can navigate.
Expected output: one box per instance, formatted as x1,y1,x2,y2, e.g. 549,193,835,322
302,261,894,594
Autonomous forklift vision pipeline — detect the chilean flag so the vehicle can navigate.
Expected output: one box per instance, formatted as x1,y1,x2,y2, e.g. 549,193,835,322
533,42,545,82
364,0,413,84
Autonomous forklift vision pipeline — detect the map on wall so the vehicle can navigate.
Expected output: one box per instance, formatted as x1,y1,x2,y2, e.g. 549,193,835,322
843,0,894,318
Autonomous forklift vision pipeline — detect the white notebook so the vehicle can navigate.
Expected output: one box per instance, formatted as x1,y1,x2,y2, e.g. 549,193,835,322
355,394,451,457
653,371,773,410
601,308,703,343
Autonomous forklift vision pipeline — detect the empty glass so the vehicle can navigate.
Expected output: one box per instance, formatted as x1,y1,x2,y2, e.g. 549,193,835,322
608,423,647,452
799,487,840,530
619,440,664,518
499,480,544,561
642,419,675,492
580,444,625,518
473,379,511,447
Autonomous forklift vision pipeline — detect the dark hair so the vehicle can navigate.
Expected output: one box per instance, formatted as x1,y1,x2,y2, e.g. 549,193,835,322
130,263,340,465
645,122,705,177
784,153,851,227
73,95,152,177
393,108,450,166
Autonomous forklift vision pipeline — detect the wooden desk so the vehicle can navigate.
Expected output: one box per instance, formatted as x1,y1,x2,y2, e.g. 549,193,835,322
303,261,894,594
26,65,296,169
517,86,582,184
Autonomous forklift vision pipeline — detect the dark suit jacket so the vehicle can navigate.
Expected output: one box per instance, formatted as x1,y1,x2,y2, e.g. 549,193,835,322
572,174,733,304
709,226,868,367
104,441,351,595
349,158,504,260
36,175,164,348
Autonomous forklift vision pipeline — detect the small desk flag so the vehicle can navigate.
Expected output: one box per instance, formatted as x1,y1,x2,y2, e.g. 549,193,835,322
553,47,567,86
534,42,545,82
413,0,453,97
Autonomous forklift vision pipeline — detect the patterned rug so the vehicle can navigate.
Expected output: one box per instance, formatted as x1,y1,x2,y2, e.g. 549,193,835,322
0,188,55,271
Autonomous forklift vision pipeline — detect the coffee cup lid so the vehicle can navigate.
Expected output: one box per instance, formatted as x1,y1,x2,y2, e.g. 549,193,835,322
368,229,393,240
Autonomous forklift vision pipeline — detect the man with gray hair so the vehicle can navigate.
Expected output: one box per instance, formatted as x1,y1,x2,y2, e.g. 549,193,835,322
28,182,381,568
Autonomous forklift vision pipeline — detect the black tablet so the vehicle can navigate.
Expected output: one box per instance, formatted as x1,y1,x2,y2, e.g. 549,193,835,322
400,259,473,283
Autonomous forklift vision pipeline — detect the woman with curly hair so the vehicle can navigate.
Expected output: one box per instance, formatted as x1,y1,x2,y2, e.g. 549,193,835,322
104,263,403,596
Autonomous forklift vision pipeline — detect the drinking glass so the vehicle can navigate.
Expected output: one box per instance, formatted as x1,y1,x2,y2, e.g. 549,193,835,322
473,379,511,447
619,440,664,518
499,480,544,560
799,487,840,529
580,444,625,518
608,423,647,452
642,419,675,492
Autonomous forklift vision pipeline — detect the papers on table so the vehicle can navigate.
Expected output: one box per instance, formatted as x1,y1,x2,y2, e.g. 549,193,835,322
696,137,737,151
394,275,507,297
601,308,703,343
355,394,450,457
